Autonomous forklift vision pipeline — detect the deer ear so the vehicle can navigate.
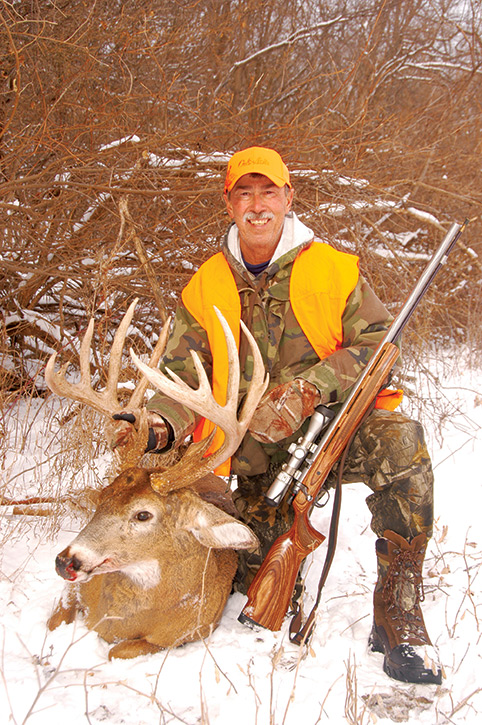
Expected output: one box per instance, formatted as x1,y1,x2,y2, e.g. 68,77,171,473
183,499,259,550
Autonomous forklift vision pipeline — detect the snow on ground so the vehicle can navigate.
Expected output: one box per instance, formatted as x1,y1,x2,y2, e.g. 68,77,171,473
0,359,481,724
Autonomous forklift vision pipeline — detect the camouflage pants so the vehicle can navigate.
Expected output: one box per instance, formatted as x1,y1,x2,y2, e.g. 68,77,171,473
232,409,434,593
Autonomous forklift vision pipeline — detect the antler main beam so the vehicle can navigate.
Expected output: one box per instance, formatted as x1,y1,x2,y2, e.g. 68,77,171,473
130,307,269,476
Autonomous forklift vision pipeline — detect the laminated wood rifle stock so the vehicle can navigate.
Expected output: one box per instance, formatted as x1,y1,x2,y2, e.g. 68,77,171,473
239,220,467,635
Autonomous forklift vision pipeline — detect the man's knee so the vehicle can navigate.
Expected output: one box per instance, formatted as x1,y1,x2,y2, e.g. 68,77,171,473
360,409,428,465
347,409,432,488
353,410,434,539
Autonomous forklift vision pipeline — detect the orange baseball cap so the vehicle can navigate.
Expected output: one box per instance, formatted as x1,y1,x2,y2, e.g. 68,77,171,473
224,146,291,193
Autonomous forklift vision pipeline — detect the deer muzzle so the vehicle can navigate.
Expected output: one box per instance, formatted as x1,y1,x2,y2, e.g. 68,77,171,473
55,549,84,581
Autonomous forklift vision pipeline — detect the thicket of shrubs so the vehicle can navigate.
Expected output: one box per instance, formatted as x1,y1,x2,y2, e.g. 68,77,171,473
1,0,481,402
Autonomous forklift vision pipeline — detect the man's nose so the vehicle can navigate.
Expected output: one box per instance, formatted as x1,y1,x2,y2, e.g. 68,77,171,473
249,192,265,213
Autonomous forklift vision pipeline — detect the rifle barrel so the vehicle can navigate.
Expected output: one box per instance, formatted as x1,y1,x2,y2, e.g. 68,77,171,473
313,221,465,455
385,221,465,344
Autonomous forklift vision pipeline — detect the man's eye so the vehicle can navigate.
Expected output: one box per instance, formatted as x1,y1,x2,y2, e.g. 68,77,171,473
135,511,153,521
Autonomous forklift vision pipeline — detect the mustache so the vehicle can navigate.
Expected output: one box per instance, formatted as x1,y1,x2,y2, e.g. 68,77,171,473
243,211,274,223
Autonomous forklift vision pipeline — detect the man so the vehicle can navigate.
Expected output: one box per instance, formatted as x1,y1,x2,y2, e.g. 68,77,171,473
112,146,442,685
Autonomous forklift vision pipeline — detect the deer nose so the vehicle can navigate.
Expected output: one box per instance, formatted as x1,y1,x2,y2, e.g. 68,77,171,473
55,552,82,581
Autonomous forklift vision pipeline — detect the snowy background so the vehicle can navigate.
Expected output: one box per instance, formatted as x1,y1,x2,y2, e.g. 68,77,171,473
1,352,481,725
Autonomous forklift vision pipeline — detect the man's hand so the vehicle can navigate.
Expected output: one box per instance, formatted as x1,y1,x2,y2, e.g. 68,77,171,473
248,379,321,444
107,410,172,452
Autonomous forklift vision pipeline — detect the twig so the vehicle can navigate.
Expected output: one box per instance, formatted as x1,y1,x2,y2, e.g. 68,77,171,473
443,687,482,720
119,197,169,324
198,635,238,695
199,645,210,725
0,628,19,725
15,626,98,724
83,669,94,725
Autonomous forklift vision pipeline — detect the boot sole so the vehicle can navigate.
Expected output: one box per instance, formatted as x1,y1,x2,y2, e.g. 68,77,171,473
369,625,442,685
383,645,442,685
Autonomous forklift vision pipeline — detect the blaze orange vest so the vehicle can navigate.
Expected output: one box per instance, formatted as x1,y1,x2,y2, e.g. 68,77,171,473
182,242,401,474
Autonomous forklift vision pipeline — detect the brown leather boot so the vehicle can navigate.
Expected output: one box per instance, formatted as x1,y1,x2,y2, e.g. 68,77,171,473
369,529,442,684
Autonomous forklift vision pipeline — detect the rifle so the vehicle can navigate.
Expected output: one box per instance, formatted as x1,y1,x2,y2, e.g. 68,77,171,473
238,220,467,641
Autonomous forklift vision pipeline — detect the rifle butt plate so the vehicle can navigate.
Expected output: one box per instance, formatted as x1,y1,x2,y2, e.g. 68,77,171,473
237,611,266,630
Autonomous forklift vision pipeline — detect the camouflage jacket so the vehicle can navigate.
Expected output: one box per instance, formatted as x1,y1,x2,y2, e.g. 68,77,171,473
147,213,393,476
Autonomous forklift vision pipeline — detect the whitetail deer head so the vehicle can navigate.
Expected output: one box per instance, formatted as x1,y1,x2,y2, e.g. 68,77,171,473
45,299,268,658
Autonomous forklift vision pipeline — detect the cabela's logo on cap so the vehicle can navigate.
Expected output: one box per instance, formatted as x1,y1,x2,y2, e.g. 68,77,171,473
238,156,270,167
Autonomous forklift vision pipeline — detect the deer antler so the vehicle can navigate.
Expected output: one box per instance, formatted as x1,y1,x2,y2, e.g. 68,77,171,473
45,299,170,418
130,306,269,488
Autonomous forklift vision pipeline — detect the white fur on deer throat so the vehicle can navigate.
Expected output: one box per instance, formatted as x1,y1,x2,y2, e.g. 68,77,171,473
120,560,161,588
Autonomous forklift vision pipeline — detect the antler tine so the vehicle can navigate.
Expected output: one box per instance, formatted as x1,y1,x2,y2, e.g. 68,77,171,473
128,316,171,410
238,318,269,426
45,315,91,398
78,316,96,392
214,306,242,412
103,298,138,400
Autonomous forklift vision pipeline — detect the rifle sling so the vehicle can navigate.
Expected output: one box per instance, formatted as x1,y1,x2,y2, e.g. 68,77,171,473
288,401,375,646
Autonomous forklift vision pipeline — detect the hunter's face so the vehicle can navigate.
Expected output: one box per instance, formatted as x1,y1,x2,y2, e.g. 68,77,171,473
224,173,294,264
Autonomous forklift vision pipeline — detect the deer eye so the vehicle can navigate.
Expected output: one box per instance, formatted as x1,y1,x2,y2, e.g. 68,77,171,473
135,511,153,522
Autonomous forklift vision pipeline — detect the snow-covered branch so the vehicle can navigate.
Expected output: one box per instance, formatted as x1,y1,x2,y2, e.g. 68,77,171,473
214,15,345,94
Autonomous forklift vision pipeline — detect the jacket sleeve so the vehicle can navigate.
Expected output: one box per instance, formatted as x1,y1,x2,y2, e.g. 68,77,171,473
146,304,213,446
296,276,397,404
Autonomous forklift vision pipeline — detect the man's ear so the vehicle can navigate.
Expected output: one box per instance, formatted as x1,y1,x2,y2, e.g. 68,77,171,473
224,192,234,219
286,186,294,211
